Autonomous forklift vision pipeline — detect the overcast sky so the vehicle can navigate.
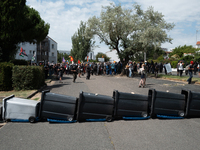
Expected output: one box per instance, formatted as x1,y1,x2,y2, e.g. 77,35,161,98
26,0,200,54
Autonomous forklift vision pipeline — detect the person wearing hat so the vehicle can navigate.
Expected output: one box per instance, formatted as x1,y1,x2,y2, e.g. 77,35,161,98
187,61,194,84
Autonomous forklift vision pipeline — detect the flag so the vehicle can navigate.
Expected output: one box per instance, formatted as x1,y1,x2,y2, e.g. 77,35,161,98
78,60,81,64
87,56,89,62
20,47,28,57
32,51,36,61
19,53,24,57
69,56,74,62
62,57,66,63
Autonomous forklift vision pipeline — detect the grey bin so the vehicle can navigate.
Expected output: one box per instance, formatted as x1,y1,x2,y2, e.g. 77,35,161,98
182,90,200,117
113,90,150,119
0,105,3,123
2,95,40,123
39,90,78,121
77,91,114,122
149,89,186,118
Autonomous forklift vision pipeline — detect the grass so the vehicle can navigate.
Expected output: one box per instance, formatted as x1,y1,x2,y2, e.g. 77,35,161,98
158,74,200,84
33,97,40,101
0,90,36,103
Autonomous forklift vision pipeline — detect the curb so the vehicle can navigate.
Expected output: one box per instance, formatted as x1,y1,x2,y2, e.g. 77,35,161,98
26,84,47,99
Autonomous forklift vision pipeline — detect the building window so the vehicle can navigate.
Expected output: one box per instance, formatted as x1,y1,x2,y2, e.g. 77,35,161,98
52,44,54,49
30,50,32,54
33,51,35,55
52,52,54,56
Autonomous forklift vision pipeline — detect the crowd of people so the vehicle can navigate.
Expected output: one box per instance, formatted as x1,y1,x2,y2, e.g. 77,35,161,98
36,59,200,86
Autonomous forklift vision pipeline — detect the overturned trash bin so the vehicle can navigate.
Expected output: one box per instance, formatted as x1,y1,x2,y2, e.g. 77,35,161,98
77,91,114,122
2,95,40,123
39,90,77,123
182,90,200,118
149,89,186,119
113,90,150,120
0,104,3,123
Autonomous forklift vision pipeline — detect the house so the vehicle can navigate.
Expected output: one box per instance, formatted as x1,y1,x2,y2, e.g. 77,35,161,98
196,41,200,48
87,51,96,60
15,36,57,64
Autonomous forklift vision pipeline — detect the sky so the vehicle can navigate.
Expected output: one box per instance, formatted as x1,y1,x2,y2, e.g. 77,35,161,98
26,0,200,54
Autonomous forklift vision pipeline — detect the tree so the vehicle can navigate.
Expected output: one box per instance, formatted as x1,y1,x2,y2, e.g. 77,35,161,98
0,0,50,62
71,21,95,62
169,45,199,58
86,3,174,73
57,51,70,63
95,52,110,62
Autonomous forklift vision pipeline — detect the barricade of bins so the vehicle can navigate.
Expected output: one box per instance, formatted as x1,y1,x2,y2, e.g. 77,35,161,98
0,89,200,123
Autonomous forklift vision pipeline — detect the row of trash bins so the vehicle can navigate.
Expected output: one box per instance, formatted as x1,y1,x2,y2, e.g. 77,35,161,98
0,89,200,123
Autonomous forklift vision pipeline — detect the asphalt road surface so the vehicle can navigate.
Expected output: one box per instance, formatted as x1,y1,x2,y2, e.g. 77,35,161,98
0,74,200,150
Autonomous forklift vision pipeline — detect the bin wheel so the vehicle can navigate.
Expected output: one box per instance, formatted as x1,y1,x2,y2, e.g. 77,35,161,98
179,112,185,117
29,116,36,123
142,113,148,118
106,116,112,122
68,117,73,122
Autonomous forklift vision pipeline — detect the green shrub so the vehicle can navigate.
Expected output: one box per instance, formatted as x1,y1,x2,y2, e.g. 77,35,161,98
12,66,45,90
9,59,28,65
170,61,178,68
0,62,14,91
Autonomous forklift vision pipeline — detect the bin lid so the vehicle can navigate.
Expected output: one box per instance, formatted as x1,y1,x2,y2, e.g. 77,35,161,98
3,97,39,106
118,92,148,101
155,91,185,100
82,92,114,104
43,93,77,104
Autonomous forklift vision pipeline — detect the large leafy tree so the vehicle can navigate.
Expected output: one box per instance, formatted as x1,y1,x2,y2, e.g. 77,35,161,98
0,0,50,62
71,21,95,62
86,3,174,72
169,45,199,58
95,52,110,62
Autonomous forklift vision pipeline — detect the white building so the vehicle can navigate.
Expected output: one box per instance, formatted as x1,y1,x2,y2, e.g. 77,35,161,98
15,42,37,61
106,49,120,62
47,36,57,64
87,51,96,60
15,36,57,64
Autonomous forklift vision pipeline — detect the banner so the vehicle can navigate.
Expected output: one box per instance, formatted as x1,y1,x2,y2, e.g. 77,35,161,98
164,63,172,73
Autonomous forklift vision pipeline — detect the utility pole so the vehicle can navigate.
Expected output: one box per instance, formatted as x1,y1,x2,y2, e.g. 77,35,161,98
196,30,198,44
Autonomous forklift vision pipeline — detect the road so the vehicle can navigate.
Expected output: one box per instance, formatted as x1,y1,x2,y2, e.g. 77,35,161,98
0,74,200,150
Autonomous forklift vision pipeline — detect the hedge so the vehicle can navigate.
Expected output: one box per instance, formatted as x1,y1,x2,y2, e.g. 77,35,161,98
9,59,28,65
0,62,14,91
12,66,45,90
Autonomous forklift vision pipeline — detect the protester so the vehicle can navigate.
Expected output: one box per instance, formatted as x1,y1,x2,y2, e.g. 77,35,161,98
154,62,159,78
57,63,63,83
197,62,200,77
71,62,78,83
78,64,81,78
125,63,129,77
176,62,179,76
86,63,91,79
178,61,184,77
187,61,194,84
138,64,145,88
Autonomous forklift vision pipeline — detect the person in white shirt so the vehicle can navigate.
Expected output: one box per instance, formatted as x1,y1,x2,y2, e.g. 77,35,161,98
178,61,184,77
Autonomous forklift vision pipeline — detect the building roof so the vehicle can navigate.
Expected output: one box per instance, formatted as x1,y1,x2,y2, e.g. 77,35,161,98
196,41,200,45
47,35,57,43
